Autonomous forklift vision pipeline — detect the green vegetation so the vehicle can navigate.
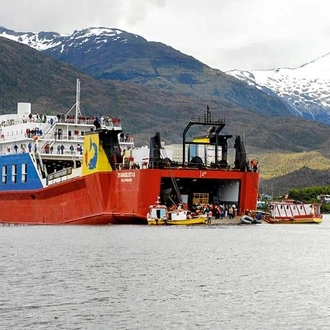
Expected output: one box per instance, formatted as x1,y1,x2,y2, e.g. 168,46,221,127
251,151,330,180
288,185,330,213
289,186,326,202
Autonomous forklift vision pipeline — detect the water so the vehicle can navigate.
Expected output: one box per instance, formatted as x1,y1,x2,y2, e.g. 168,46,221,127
1,217,330,330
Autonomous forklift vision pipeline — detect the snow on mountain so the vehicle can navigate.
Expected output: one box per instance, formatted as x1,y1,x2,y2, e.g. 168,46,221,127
2,25,330,125
0,26,140,52
0,26,64,50
227,54,330,124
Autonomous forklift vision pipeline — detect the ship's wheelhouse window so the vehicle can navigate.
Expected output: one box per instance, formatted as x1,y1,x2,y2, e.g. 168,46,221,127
21,163,27,183
2,165,7,184
12,164,17,183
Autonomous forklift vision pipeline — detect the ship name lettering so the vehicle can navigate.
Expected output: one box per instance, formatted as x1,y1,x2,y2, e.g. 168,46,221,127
118,172,136,178
199,171,206,178
121,178,133,182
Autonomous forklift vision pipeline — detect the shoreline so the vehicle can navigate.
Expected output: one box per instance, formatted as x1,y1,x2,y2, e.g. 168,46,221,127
209,216,266,225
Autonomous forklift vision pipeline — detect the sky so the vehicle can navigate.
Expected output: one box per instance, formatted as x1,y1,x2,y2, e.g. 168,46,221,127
1,0,330,72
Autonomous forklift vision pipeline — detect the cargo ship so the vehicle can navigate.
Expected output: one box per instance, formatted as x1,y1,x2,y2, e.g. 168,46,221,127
0,82,259,225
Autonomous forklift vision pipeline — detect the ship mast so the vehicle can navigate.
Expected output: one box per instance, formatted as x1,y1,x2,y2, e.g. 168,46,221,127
65,79,82,123
182,105,226,167
75,79,81,124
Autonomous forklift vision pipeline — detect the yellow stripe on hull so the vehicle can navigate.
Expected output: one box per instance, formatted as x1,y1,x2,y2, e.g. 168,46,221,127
147,218,165,225
269,217,322,224
147,217,206,226
167,217,206,225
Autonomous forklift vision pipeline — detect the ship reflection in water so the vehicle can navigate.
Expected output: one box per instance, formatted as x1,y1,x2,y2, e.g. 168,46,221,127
1,217,330,329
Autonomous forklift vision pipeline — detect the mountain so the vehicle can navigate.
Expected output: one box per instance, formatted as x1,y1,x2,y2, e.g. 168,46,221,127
0,26,63,50
5,25,330,128
227,54,330,125
1,27,330,195
261,167,330,197
0,35,115,115
2,26,330,152
0,26,291,120
251,151,330,196
0,34,268,146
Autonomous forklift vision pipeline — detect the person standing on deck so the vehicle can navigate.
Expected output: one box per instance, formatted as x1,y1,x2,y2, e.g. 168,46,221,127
228,205,234,219
207,210,212,224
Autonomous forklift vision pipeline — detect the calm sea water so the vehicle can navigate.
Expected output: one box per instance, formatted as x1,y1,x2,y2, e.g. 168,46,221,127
1,216,330,330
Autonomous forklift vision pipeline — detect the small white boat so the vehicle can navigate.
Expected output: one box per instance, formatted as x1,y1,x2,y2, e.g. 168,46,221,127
147,197,207,225
240,214,262,224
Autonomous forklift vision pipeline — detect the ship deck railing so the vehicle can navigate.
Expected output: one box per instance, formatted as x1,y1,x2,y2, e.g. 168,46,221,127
0,115,122,132
189,115,226,124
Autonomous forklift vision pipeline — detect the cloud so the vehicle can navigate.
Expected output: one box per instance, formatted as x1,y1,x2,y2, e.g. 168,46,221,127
1,0,330,70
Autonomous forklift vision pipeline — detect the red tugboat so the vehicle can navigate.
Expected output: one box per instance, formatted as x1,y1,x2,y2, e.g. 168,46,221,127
0,101,259,225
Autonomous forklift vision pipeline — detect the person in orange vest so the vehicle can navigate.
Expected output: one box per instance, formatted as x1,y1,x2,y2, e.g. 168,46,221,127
251,159,258,172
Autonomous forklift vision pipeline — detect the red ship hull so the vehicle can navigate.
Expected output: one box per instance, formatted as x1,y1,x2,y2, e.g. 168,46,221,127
0,168,259,225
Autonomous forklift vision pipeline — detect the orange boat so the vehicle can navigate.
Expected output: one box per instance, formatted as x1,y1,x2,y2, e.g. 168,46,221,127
0,89,259,225
264,201,322,224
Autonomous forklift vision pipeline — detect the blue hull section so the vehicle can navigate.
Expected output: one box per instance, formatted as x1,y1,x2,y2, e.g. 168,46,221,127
0,153,43,191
